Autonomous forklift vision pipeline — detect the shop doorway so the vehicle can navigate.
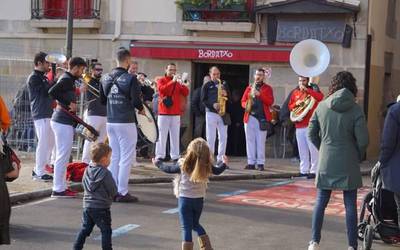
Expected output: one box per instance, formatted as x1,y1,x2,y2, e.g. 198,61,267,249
192,62,250,157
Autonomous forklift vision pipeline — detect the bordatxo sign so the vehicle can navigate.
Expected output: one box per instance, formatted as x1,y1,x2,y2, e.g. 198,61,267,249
198,49,234,59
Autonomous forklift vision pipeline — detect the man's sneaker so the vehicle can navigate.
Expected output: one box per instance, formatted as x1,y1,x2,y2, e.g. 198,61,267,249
45,164,54,174
256,164,265,171
32,171,53,182
307,173,316,179
299,173,309,177
171,158,179,164
114,193,139,203
308,242,319,250
244,164,255,170
51,189,77,198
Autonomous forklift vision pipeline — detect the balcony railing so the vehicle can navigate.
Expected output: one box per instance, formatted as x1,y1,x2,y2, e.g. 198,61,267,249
182,3,254,22
31,0,101,19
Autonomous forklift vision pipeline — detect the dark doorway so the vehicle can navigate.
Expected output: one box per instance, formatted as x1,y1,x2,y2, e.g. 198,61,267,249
192,62,250,157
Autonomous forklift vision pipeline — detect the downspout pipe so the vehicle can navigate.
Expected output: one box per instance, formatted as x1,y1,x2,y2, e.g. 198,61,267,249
112,0,122,41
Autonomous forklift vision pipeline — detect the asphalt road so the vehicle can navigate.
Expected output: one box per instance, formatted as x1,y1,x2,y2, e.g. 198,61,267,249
5,178,399,250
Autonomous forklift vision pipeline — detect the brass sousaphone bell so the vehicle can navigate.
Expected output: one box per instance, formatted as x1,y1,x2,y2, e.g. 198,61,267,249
289,39,330,122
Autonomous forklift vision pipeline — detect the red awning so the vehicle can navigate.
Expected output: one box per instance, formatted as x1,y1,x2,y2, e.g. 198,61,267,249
130,41,291,62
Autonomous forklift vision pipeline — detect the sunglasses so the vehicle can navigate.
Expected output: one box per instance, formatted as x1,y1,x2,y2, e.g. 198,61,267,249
94,68,103,71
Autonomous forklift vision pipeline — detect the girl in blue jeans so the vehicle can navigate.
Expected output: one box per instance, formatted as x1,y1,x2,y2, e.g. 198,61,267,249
308,71,369,250
154,138,227,250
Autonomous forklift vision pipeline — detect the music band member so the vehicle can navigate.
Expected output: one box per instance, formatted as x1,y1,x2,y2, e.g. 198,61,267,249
48,57,87,198
27,52,54,181
155,63,189,162
201,66,230,164
100,48,145,203
81,62,107,164
136,72,155,108
288,76,324,178
241,68,274,171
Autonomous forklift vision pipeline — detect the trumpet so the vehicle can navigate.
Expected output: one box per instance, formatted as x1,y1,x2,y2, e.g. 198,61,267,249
217,79,227,116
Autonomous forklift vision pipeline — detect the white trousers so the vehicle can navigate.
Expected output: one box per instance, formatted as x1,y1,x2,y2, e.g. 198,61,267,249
296,127,319,174
81,115,107,164
206,112,228,162
33,118,55,176
107,123,137,196
155,115,180,160
50,121,74,192
244,115,267,165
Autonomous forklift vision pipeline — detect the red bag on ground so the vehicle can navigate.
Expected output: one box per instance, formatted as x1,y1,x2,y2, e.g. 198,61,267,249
66,162,88,182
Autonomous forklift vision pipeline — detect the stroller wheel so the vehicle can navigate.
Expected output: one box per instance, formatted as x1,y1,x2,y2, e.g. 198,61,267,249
358,222,367,240
363,225,374,250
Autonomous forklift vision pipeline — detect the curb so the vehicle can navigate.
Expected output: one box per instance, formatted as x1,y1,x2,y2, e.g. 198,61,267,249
10,169,372,206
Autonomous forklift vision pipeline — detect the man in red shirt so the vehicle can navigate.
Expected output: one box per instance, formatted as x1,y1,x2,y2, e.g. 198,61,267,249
155,63,189,162
241,68,274,171
288,76,324,178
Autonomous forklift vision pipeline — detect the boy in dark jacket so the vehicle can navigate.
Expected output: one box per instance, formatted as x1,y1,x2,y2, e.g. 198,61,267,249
73,143,117,250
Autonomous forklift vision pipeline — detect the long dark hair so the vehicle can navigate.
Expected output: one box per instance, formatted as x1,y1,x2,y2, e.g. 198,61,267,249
328,71,358,97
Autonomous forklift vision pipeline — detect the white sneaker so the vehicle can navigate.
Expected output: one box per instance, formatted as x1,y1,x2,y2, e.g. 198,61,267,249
308,242,320,250
347,247,357,250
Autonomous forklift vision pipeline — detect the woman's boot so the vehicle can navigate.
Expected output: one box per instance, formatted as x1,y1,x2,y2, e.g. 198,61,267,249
198,235,213,250
182,241,193,250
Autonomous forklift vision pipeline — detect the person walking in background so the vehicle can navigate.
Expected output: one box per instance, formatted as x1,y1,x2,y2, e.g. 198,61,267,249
153,138,227,250
307,71,369,250
191,76,209,139
379,99,400,230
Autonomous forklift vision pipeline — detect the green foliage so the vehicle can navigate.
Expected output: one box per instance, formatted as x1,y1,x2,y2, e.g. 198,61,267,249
175,0,211,9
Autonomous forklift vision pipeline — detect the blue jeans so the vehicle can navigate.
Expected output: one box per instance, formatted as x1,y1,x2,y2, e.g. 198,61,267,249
178,197,207,242
311,189,358,248
73,208,112,250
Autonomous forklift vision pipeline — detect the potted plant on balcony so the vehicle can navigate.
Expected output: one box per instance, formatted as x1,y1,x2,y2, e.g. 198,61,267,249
217,0,246,10
175,0,211,10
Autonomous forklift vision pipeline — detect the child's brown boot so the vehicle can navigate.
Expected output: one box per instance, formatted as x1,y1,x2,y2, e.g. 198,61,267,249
198,234,213,250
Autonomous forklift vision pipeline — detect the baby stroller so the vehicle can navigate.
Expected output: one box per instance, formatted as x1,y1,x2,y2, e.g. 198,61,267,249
358,162,400,250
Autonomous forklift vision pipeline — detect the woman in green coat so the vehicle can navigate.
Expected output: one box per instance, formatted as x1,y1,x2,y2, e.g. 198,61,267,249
307,71,369,250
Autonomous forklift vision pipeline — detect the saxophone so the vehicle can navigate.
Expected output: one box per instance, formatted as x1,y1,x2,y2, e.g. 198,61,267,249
217,79,228,116
245,81,256,113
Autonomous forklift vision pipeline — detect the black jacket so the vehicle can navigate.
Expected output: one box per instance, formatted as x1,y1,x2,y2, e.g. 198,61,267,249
48,72,78,126
191,87,205,117
27,70,53,120
86,77,106,117
100,67,143,123
201,80,231,114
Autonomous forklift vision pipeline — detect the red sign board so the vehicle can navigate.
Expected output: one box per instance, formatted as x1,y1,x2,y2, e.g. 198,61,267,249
130,41,291,62
220,180,370,217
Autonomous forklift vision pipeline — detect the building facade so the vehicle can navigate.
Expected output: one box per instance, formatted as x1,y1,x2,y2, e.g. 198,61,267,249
0,0,396,158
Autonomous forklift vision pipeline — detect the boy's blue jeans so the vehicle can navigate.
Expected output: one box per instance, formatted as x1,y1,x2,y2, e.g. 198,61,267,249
178,197,207,242
73,208,112,250
311,189,358,249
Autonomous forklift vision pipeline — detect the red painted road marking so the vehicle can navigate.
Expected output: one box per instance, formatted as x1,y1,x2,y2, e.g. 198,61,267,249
219,180,370,217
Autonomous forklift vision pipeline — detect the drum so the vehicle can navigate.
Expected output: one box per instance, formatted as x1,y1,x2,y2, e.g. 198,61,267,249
135,103,158,144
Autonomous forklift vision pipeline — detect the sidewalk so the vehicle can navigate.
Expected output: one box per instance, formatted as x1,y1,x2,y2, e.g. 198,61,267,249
8,152,376,205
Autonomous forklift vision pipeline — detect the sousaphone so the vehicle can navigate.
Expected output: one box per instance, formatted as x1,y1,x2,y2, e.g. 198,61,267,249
289,39,330,122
